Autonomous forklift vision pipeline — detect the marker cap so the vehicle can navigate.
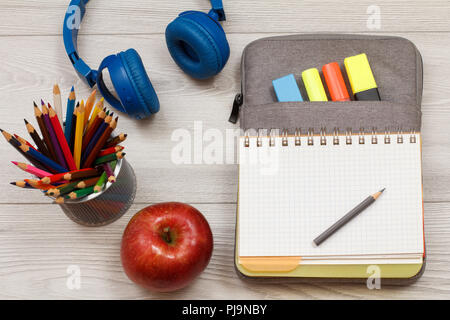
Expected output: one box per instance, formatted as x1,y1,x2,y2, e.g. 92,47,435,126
344,53,378,95
322,62,350,102
272,74,303,102
301,68,328,101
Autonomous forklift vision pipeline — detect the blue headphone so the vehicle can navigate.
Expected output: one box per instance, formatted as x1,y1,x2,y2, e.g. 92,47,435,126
63,0,230,119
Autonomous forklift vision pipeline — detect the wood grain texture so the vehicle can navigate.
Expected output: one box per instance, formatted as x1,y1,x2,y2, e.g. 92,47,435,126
0,0,449,299
0,202,449,299
0,33,450,203
1,0,450,36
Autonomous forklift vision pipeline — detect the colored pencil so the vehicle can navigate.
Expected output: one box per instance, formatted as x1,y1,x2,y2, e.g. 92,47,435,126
81,114,112,164
14,134,37,150
68,186,95,199
11,161,51,178
53,84,63,128
84,89,97,126
40,167,99,184
70,102,79,152
42,103,67,169
84,117,118,168
25,179,62,191
10,181,34,189
82,108,106,151
76,176,100,189
47,181,79,197
93,151,124,166
93,171,107,193
64,86,76,143
73,100,85,169
98,146,124,157
1,128,49,171
105,133,127,148
34,101,58,162
18,143,67,173
103,162,116,183
87,98,104,131
48,106,77,171
24,119,50,157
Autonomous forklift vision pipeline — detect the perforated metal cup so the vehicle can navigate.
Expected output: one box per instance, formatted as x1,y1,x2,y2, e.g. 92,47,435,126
58,158,136,227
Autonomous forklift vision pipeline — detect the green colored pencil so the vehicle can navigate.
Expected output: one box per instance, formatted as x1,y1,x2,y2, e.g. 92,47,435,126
94,161,117,193
93,152,124,166
67,186,95,199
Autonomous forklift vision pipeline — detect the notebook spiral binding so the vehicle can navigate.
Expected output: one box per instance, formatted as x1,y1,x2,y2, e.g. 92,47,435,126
244,128,418,147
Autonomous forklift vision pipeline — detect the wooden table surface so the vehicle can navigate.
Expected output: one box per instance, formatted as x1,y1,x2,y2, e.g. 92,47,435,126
1,0,450,299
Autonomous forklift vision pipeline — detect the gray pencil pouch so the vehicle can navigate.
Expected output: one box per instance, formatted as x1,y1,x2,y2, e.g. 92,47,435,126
232,34,425,284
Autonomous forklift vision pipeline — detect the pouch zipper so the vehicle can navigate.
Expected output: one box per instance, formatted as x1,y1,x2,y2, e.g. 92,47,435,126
228,93,243,124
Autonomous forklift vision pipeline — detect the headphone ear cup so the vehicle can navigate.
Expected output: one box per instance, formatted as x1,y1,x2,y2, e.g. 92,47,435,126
120,49,160,115
165,11,230,80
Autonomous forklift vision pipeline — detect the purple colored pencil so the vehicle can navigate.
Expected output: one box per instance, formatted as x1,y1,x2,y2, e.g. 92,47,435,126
103,162,115,183
41,101,68,170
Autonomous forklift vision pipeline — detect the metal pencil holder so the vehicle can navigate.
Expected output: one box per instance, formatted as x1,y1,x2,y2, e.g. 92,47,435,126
58,158,136,227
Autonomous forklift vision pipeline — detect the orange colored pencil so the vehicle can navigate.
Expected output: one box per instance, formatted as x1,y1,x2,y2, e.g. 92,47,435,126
84,89,97,126
48,106,77,171
87,98,104,131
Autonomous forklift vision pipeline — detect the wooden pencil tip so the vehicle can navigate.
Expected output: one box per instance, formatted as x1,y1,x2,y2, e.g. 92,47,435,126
33,101,38,107
41,177,51,185
11,161,18,165
380,188,386,193
41,99,45,106
24,119,29,124
53,84,60,94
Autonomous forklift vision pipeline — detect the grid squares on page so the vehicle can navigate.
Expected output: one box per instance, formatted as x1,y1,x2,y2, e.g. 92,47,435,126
238,134,424,258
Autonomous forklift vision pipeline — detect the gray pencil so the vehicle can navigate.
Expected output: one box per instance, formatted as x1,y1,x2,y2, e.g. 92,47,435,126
313,188,385,247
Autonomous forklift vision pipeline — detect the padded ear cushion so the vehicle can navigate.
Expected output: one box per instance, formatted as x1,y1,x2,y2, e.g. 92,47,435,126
119,49,160,115
165,11,230,80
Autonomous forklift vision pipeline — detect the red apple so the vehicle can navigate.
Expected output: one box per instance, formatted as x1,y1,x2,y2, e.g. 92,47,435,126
121,202,213,292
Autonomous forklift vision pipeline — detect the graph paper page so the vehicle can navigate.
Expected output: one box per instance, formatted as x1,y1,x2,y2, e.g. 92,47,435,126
238,134,424,257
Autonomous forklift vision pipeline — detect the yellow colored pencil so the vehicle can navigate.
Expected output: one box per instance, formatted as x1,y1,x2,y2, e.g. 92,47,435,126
74,100,85,169
87,98,104,131
84,89,97,126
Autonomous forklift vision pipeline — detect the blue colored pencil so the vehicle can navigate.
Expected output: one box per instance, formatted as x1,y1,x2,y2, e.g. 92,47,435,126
64,87,76,143
18,143,67,173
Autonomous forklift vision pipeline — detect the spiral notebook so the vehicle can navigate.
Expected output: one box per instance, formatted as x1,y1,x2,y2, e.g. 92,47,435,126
237,130,424,271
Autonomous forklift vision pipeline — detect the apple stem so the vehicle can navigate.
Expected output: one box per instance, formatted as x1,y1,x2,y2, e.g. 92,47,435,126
163,227,171,243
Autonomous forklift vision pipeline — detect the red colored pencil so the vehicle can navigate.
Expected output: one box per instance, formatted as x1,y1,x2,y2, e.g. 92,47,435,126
98,145,124,157
48,106,77,171
40,167,99,184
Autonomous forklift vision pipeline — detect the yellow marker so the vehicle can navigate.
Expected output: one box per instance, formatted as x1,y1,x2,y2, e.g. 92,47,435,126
344,53,380,100
301,68,328,101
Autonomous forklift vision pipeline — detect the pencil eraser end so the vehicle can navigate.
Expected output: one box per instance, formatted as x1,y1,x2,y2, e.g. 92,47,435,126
272,74,303,102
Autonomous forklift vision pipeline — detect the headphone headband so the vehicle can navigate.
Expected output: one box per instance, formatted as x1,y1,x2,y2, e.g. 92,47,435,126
63,0,97,87
63,0,225,87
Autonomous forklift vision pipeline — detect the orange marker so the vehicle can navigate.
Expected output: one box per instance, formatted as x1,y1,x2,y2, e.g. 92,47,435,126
322,62,350,102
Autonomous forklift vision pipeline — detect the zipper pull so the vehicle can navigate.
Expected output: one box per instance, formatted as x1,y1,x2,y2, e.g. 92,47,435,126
228,93,243,124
